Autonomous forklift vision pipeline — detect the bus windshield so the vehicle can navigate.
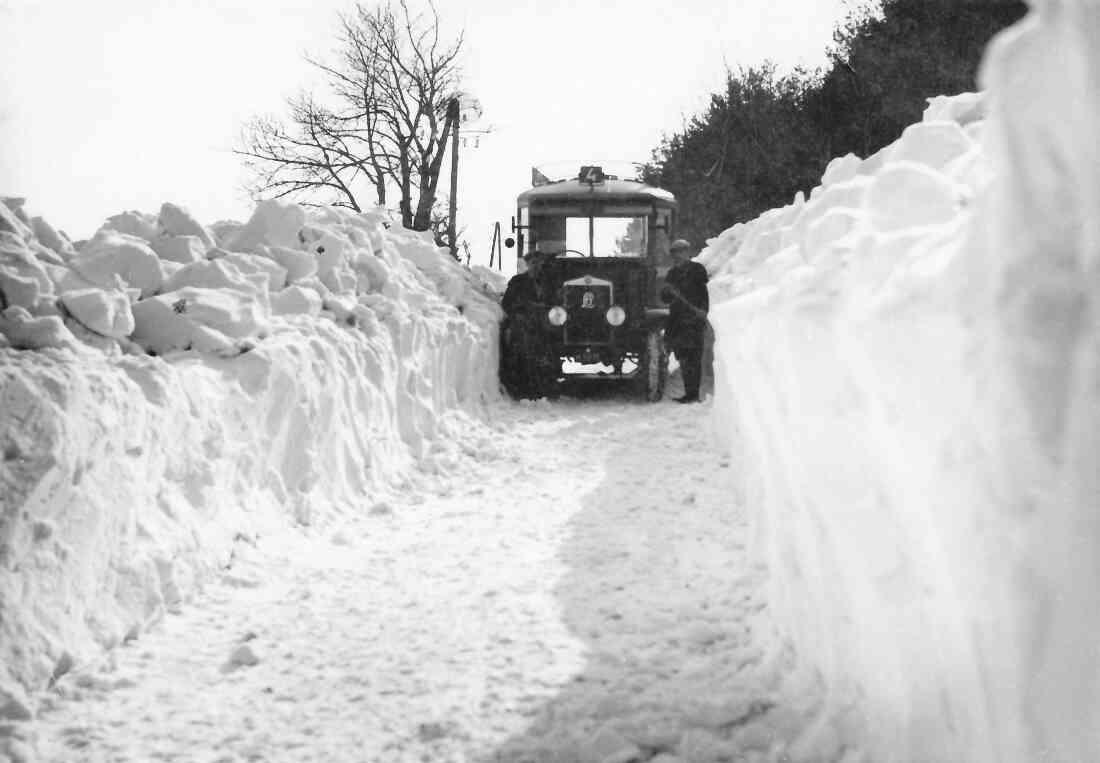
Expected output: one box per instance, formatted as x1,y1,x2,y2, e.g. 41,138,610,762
531,215,648,257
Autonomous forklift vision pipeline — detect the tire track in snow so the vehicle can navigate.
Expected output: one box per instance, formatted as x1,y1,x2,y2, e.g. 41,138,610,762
32,397,805,763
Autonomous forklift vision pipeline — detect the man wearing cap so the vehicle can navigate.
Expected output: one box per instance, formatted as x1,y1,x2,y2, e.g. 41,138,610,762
500,250,554,398
660,239,709,403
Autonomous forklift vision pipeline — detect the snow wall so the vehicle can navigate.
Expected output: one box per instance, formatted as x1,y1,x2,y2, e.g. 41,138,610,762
0,199,501,717
702,3,1099,760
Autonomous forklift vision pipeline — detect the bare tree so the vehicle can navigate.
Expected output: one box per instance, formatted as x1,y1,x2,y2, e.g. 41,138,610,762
236,0,462,229
429,199,465,253
237,94,375,212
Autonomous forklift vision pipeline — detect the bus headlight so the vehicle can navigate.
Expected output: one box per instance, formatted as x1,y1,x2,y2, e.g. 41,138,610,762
548,306,568,326
605,306,626,326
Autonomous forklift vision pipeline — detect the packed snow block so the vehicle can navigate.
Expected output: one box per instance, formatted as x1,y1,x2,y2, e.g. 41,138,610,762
151,234,205,264
162,258,264,296
792,178,869,254
0,268,44,313
353,249,391,293
130,296,201,355
28,239,67,267
320,263,356,294
0,306,80,350
924,92,985,126
803,208,863,257
99,210,159,243
208,219,243,247
865,161,962,234
271,285,322,317
298,223,346,261
159,260,185,283
0,199,32,241
0,233,55,310
889,121,973,170
942,142,990,189
322,260,356,294
1,197,32,225
131,287,267,354
59,288,134,339
819,153,862,188
223,199,306,253
70,231,162,298
221,251,287,291
395,235,505,322
262,244,316,283
157,202,215,251
296,225,359,294
45,265,98,297
321,293,357,323
705,11,1100,761
41,263,70,291
30,216,75,258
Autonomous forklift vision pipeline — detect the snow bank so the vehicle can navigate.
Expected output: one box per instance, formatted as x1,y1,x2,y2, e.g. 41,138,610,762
471,264,509,296
703,3,1099,761
0,198,501,716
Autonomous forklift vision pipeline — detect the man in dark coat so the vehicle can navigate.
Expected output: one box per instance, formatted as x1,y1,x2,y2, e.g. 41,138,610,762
501,252,546,316
500,251,555,398
661,239,709,403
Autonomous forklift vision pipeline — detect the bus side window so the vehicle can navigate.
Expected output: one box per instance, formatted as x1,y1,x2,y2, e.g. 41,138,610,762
519,206,531,255
653,210,672,269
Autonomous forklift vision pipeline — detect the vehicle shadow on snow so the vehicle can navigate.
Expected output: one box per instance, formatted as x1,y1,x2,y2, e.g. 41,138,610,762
482,397,774,763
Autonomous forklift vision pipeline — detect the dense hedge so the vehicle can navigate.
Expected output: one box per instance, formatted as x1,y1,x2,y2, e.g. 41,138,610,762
646,0,1028,247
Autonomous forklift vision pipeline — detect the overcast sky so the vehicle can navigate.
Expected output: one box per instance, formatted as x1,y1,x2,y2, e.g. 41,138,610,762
1,0,850,267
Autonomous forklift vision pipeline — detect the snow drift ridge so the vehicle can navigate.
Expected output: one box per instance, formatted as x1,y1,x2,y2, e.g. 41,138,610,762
0,199,501,720
703,3,1099,761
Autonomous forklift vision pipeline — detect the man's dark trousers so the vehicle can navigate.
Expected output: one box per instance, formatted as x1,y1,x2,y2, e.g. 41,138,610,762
675,341,703,400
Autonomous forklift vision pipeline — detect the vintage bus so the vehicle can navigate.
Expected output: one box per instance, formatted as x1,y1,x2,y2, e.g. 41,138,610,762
500,162,679,401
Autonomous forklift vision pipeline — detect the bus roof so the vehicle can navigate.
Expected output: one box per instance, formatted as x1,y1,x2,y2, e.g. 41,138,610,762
518,178,676,207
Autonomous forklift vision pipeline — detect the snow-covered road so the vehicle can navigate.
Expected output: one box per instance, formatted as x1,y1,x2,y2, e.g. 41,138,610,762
32,395,807,763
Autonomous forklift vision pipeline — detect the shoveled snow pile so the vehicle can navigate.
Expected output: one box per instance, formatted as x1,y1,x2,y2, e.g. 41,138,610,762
0,198,501,721
702,3,1098,762
470,264,509,296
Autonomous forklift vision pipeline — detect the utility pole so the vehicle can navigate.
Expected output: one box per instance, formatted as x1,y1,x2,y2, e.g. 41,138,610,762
447,97,460,260
443,91,489,263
